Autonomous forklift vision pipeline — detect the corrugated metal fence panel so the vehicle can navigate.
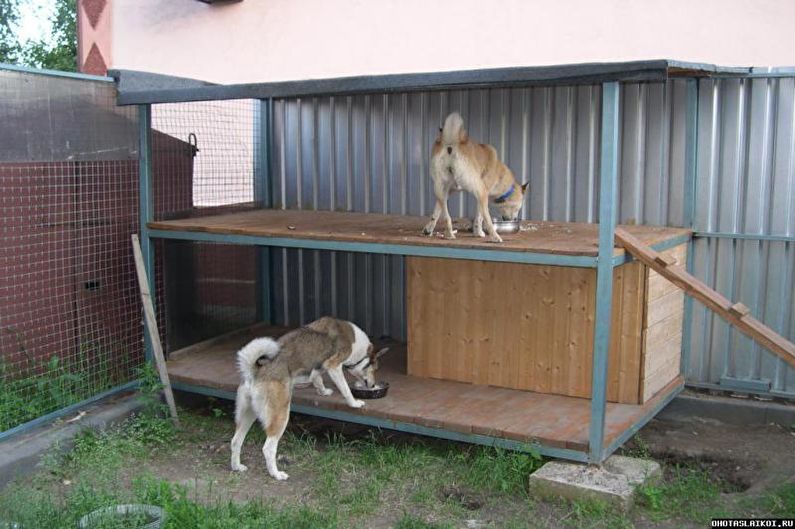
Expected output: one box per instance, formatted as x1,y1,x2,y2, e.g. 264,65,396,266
268,78,794,398
268,81,690,338
688,77,795,396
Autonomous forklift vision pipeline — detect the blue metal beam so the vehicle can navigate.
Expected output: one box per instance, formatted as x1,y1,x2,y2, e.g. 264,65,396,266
0,381,140,442
254,99,272,323
149,230,596,268
718,376,771,393
148,229,600,267
681,79,699,381
589,81,620,463
693,231,795,243
685,380,795,400
601,382,684,459
138,105,155,360
169,381,590,462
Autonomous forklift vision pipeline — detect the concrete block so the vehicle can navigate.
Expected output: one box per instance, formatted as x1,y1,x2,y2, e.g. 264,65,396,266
0,392,142,489
527,455,661,510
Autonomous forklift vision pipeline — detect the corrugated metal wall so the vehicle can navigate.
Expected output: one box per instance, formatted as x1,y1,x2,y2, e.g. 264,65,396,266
268,78,794,398
689,77,795,397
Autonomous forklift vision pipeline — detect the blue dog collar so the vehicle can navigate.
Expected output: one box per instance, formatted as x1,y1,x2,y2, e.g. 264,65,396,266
494,184,515,203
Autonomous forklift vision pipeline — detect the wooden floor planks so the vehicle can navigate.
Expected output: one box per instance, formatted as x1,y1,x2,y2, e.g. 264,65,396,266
166,324,683,452
150,209,690,258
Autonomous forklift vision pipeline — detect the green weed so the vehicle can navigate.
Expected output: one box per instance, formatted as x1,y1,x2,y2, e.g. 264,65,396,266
637,464,725,523
458,445,543,494
762,483,795,517
0,345,133,432
393,513,454,529
564,499,633,529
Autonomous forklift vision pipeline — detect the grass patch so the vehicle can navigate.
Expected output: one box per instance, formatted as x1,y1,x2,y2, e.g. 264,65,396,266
459,445,543,494
560,499,633,529
761,483,795,517
0,349,131,432
135,477,337,529
5,392,786,529
620,434,652,459
637,464,728,523
0,475,337,529
393,513,454,529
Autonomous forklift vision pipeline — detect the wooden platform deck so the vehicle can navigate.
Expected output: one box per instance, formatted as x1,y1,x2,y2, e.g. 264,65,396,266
149,209,690,258
167,323,684,452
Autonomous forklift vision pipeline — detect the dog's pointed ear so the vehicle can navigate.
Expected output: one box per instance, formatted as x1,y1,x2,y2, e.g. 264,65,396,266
375,347,389,359
521,182,530,194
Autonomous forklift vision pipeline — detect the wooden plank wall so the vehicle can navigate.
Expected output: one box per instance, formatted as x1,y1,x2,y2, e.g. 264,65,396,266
407,257,644,403
640,244,686,401
406,244,687,404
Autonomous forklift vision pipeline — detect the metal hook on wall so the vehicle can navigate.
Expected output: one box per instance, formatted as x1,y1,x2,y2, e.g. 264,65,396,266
188,132,199,156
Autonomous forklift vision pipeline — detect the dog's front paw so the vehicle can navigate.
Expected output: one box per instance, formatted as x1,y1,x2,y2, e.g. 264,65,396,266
444,231,457,240
473,227,486,238
349,399,366,408
271,470,289,481
487,233,503,243
317,388,333,396
422,223,435,236
231,463,248,473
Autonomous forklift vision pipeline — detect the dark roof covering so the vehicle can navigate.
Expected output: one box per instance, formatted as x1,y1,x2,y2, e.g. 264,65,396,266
111,59,754,106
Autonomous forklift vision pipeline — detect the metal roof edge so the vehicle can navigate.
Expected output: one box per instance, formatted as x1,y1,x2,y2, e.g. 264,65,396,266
114,59,795,106
114,60,672,105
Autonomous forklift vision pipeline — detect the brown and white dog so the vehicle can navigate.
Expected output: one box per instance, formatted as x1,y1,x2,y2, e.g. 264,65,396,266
422,112,528,243
230,317,387,480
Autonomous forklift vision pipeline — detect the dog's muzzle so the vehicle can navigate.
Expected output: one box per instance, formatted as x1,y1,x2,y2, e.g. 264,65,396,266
447,147,452,155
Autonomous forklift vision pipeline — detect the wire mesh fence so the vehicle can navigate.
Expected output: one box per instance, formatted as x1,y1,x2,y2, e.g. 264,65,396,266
0,69,144,432
151,99,257,216
149,100,259,351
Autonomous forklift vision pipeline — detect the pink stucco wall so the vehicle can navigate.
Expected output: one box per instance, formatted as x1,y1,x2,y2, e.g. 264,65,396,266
107,0,795,83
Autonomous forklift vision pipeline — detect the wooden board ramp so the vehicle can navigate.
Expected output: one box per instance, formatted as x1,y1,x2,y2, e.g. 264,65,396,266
615,228,795,370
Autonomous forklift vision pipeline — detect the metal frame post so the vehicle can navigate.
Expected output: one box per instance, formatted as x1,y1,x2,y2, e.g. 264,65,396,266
681,79,699,380
138,104,155,360
589,81,620,463
254,99,272,323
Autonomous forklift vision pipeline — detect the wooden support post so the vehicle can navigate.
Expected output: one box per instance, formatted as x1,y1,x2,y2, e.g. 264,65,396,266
615,227,795,370
131,234,180,424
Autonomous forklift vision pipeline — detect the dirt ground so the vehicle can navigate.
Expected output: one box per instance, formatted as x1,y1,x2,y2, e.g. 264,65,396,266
6,392,793,529
115,396,795,528
628,414,795,494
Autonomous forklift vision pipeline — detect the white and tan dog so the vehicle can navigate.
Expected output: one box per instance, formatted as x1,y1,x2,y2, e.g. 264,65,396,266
423,112,528,243
230,317,387,480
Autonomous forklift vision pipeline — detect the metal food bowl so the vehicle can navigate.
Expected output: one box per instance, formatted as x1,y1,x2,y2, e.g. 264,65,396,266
493,219,521,234
351,382,389,399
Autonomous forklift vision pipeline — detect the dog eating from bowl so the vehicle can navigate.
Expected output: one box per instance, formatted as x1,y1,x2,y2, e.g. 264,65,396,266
230,317,388,481
423,112,528,243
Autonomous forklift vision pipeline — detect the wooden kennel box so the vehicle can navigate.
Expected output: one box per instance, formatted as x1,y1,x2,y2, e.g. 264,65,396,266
407,243,687,405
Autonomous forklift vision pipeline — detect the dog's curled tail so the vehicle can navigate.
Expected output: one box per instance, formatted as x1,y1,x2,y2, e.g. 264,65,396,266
441,112,465,144
237,337,280,384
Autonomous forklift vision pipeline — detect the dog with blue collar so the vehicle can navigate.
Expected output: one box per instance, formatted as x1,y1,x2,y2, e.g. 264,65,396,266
423,112,529,243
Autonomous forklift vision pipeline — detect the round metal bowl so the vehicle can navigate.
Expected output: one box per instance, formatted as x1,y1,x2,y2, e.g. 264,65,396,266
493,219,521,234
78,504,165,529
351,382,389,399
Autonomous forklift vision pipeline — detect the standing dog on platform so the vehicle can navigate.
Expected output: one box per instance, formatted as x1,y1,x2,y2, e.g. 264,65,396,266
423,112,528,243
230,317,388,480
